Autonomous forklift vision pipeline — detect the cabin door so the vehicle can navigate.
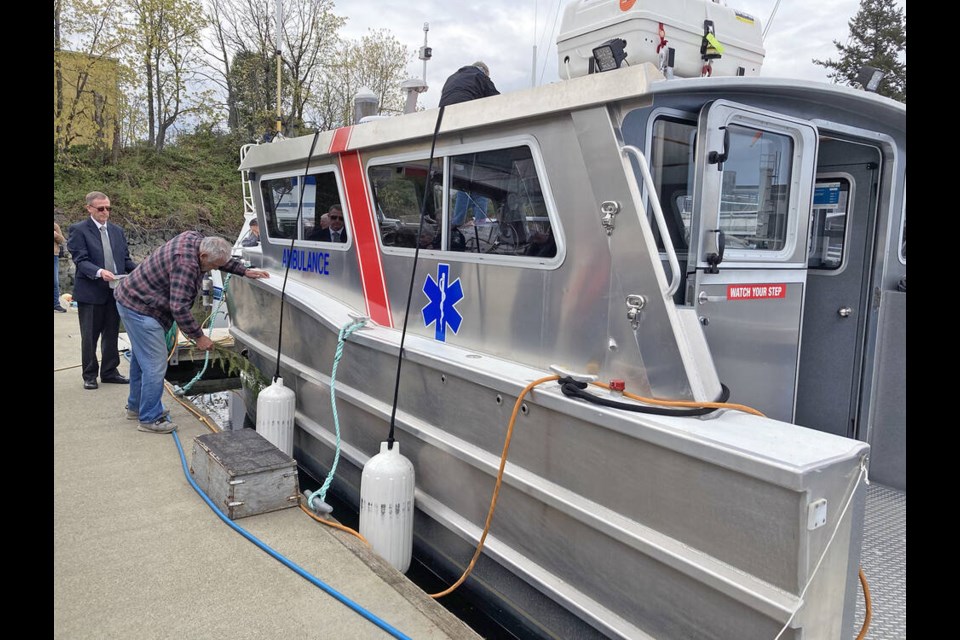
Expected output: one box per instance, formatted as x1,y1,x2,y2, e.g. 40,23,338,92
687,100,818,423
795,140,881,438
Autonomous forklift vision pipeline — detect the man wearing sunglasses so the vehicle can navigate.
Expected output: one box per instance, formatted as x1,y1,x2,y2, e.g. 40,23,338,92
67,192,137,390
308,205,348,243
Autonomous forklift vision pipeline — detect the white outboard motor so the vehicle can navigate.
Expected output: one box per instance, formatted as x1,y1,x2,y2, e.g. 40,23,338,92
256,377,296,456
359,441,415,573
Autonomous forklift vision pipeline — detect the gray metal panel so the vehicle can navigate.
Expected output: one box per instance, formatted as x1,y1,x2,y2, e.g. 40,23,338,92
695,273,805,422
227,279,869,639
865,291,906,490
796,145,880,439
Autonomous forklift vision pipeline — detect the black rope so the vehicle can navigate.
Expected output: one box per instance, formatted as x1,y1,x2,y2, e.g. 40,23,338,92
557,377,731,417
385,106,446,450
274,131,323,382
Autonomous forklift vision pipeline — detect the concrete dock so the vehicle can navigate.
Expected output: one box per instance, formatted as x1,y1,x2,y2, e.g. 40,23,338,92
53,309,482,640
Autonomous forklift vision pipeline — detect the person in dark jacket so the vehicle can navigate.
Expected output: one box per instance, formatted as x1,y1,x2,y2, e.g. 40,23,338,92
68,191,138,390
438,61,499,108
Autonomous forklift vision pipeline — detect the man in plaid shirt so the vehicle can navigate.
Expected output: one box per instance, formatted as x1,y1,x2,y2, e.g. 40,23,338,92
115,232,269,433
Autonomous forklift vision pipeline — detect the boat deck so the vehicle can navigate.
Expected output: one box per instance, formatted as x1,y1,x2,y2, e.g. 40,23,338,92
855,483,907,638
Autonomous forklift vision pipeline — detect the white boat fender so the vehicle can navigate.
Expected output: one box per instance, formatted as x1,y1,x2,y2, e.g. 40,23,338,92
359,441,415,573
256,377,296,456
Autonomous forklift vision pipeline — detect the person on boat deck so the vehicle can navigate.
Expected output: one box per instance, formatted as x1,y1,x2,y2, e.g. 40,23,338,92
68,191,138,390
308,205,347,243
113,233,269,434
439,63,498,228
438,61,499,107
240,219,260,247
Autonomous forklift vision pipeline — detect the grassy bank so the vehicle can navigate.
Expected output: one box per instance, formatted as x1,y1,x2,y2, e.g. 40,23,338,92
54,127,250,239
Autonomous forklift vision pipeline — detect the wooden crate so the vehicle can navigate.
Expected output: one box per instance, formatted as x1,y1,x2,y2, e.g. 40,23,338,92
190,429,300,519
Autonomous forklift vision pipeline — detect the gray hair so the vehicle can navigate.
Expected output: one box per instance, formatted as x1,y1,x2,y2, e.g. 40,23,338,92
85,191,108,205
473,61,490,76
199,236,233,264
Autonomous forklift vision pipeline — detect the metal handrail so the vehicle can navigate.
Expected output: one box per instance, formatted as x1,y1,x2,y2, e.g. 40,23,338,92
240,143,257,218
621,144,681,298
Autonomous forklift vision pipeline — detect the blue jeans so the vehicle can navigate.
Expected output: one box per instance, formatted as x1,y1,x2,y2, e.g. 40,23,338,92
54,255,61,307
451,191,489,226
116,302,169,423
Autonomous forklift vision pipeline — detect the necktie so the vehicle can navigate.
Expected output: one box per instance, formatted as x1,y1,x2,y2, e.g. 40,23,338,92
332,231,340,242
100,225,117,273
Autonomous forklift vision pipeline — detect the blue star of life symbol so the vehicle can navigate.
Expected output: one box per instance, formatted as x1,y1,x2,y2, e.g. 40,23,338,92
422,263,463,342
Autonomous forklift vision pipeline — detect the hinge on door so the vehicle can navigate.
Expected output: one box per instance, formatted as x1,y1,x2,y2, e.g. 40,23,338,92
872,286,882,310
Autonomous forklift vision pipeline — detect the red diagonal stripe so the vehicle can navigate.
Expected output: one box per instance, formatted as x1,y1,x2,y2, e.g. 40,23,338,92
338,150,393,327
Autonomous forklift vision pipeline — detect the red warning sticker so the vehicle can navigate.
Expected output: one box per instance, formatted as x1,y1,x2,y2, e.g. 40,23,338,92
726,284,787,300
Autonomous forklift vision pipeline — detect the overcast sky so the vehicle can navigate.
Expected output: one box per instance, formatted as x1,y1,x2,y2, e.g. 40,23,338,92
332,0,906,109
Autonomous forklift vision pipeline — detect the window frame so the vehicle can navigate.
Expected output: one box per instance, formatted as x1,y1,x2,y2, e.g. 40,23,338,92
366,135,564,268
257,166,349,248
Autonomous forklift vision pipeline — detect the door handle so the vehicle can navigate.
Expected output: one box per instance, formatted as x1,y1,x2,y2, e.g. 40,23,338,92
698,291,725,304
838,306,853,318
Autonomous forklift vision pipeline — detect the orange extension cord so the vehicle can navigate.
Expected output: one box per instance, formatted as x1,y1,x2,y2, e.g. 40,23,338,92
165,363,873,630
430,373,873,637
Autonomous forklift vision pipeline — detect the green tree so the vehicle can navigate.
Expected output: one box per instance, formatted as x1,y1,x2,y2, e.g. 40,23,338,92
127,0,211,150
312,29,413,130
813,0,905,103
228,49,292,139
280,0,344,135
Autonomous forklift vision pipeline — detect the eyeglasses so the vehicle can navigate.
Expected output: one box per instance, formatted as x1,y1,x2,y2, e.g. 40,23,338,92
328,216,343,221
90,205,112,212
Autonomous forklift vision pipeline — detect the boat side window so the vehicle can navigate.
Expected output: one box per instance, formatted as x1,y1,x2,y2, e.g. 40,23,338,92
303,172,345,243
807,178,851,270
649,117,697,252
260,176,301,240
448,146,554,257
716,125,793,252
369,159,444,249
259,171,343,243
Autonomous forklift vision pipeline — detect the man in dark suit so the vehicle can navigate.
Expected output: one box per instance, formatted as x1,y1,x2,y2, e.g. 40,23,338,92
68,191,137,390
309,205,348,243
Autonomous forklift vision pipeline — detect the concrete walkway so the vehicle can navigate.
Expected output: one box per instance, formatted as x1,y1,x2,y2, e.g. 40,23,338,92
53,308,481,640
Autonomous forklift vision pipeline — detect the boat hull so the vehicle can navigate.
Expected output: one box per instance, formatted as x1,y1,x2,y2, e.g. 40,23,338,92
228,276,868,640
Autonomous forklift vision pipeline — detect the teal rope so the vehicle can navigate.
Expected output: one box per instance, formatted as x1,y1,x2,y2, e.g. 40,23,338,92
308,318,368,510
175,274,232,396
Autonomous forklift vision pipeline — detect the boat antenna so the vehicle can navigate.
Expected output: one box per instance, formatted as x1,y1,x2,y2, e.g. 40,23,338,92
273,0,283,137
384,106,446,450
420,22,430,86
762,0,783,40
273,131,323,382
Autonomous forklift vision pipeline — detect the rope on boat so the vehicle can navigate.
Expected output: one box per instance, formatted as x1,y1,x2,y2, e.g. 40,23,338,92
174,274,233,396
306,317,369,512
773,457,870,640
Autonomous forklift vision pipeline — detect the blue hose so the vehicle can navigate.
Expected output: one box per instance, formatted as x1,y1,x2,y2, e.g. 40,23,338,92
170,430,412,640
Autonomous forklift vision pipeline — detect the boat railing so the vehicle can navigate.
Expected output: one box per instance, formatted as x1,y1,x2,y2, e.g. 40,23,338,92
240,143,258,219
620,144,681,298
